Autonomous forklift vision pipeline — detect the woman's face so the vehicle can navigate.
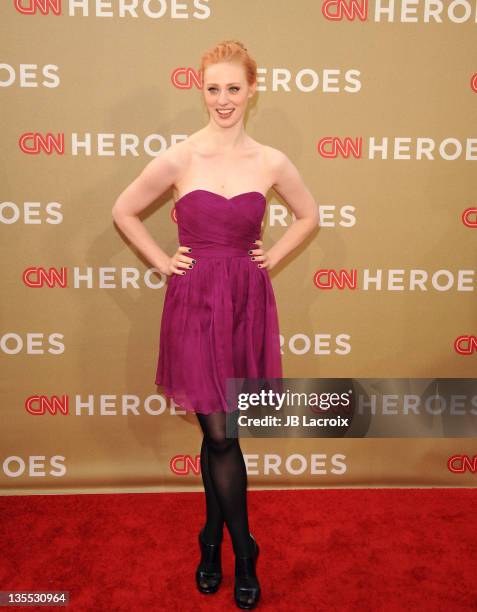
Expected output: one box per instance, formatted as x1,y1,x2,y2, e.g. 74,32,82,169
203,61,256,126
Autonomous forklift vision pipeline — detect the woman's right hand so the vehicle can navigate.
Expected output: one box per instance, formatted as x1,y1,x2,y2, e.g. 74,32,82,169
162,245,196,276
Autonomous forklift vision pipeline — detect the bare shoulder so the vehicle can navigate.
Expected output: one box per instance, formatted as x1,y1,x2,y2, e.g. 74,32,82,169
146,138,190,174
261,145,291,174
258,144,300,191
259,145,316,216
138,138,192,190
241,139,285,180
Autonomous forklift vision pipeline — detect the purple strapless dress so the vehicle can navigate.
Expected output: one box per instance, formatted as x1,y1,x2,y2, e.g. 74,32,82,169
154,189,282,414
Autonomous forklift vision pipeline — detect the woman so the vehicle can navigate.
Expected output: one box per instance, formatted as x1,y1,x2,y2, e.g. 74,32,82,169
112,40,319,609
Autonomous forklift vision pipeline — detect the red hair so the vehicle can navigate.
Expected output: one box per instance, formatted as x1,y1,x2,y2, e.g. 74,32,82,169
200,40,257,86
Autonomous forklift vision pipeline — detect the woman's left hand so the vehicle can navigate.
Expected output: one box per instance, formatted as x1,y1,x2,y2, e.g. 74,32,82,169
248,239,275,270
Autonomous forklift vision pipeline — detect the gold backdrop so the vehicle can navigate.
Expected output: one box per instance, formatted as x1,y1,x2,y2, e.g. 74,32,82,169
1,1,476,494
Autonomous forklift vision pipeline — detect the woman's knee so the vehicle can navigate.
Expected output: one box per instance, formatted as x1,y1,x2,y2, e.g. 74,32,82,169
205,434,237,454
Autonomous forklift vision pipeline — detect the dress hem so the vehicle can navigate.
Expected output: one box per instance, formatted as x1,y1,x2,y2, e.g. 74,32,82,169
155,381,237,415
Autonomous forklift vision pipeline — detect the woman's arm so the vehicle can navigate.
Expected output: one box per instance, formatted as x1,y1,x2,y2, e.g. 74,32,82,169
266,149,320,269
111,147,181,274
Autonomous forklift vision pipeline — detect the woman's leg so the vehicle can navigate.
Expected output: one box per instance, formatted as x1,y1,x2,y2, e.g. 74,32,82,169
196,411,255,557
199,435,225,544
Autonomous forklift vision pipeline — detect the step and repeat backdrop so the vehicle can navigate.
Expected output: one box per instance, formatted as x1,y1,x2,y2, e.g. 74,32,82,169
1,0,476,495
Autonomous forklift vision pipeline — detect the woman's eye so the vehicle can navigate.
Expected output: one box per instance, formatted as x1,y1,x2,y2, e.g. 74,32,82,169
207,87,240,93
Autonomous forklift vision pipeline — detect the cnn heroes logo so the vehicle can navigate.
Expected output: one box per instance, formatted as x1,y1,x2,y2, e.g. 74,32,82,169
14,0,210,18
313,268,477,291
18,394,196,415
173,67,361,93
322,0,477,23
171,452,348,476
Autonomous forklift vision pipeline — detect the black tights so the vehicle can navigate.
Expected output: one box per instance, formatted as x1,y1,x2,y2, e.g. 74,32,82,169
196,411,254,557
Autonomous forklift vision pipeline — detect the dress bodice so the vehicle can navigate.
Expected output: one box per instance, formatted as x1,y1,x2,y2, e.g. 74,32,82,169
174,189,266,258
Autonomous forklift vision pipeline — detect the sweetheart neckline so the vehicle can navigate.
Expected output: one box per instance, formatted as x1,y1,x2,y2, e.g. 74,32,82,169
174,189,266,206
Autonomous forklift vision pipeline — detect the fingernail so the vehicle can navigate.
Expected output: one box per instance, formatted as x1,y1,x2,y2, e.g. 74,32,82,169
258,264,262,268
248,250,253,254
192,259,196,263
188,265,193,268
251,257,255,260
188,248,192,252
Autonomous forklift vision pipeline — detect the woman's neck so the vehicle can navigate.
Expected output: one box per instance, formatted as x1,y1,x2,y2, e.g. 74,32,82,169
202,121,248,151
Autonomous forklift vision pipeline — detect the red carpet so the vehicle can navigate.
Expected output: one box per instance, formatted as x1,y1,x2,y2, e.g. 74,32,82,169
1,488,477,611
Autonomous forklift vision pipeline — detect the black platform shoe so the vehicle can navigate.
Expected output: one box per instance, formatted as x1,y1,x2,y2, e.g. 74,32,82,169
234,533,260,609
195,528,223,594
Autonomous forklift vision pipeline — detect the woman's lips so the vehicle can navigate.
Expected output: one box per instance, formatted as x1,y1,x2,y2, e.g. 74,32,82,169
216,108,234,118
